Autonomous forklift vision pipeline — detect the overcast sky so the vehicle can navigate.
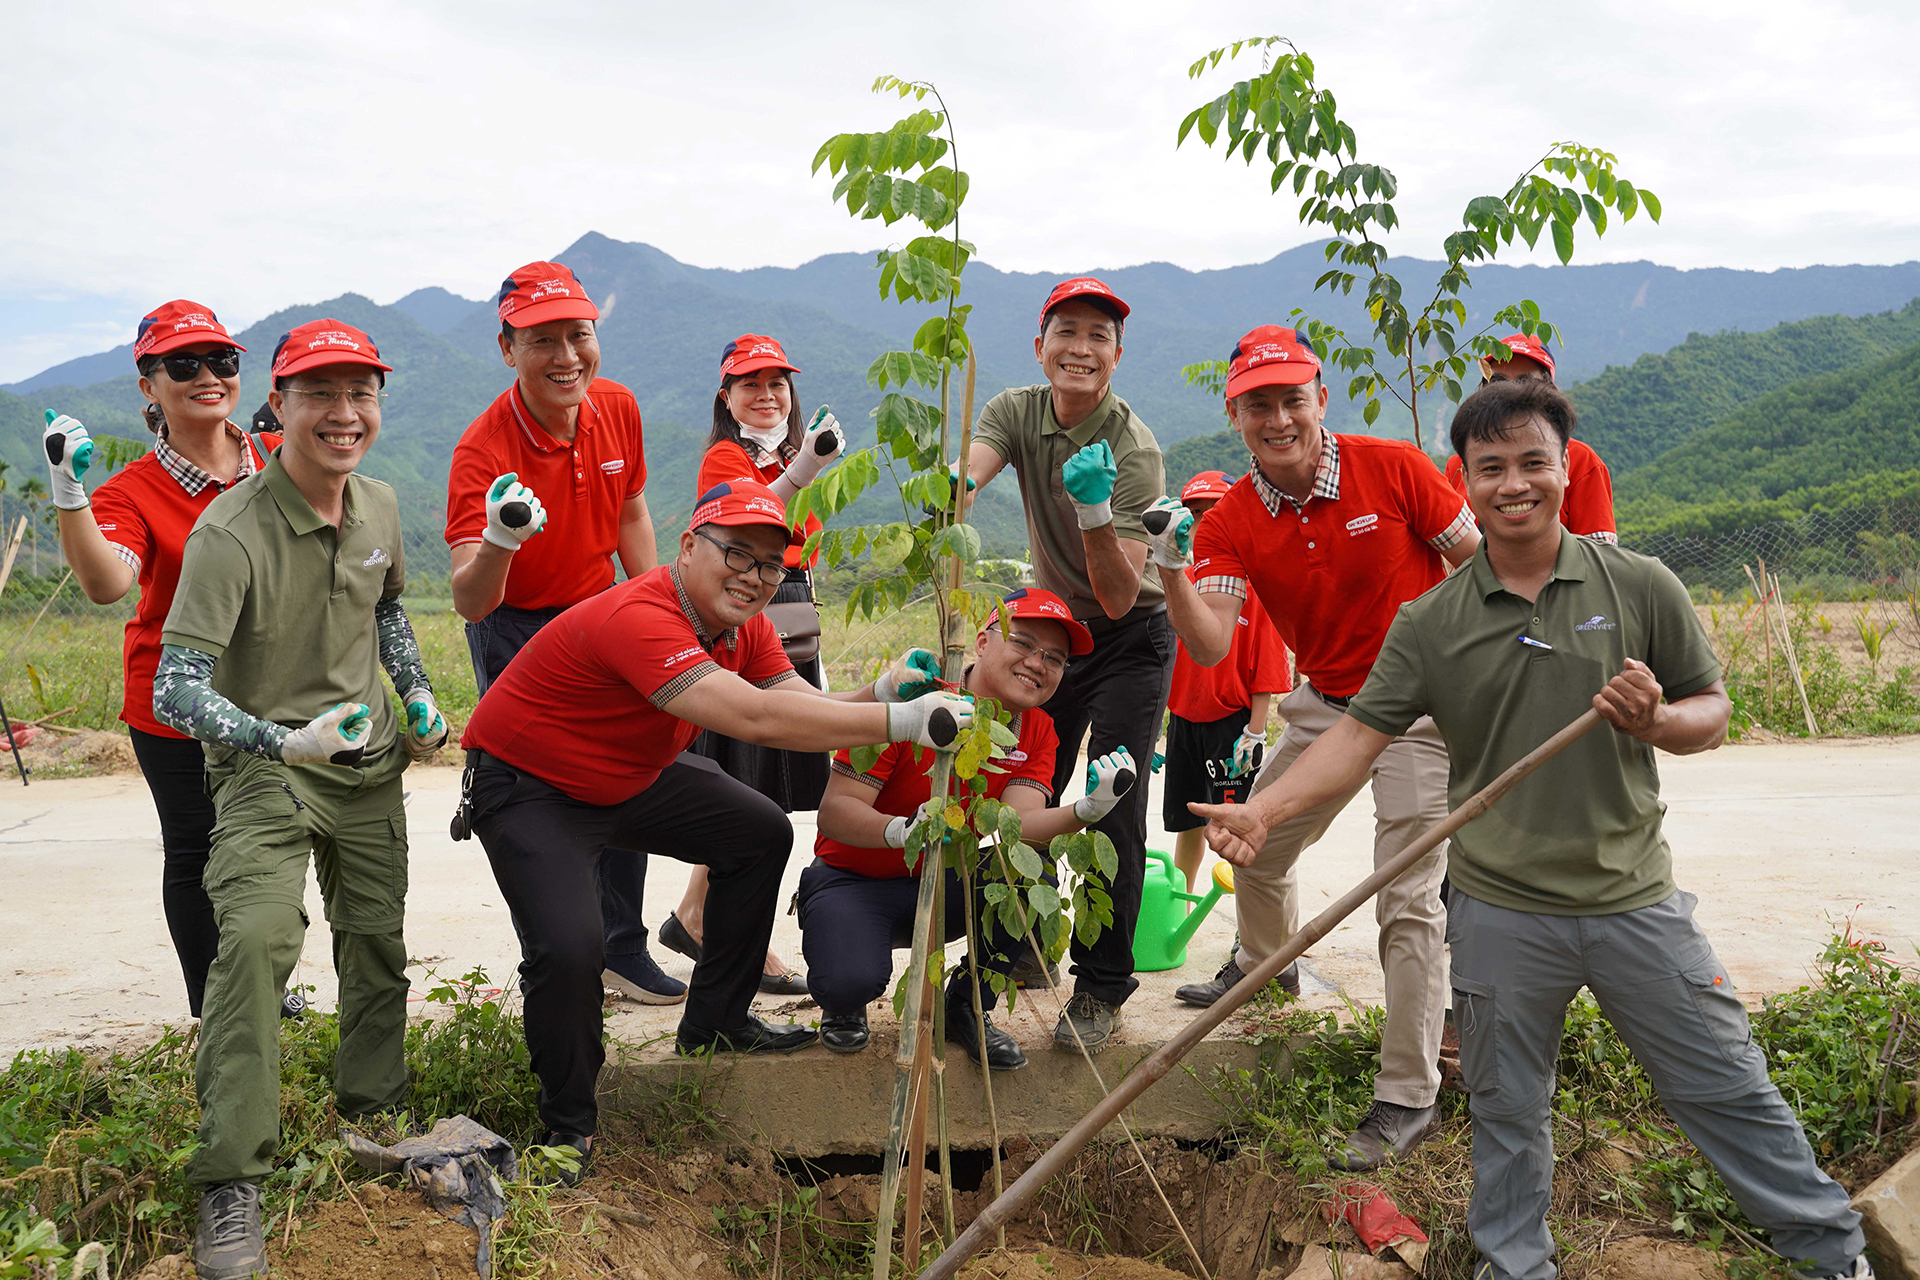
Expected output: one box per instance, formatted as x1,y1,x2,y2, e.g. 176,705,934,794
4,0,1916,382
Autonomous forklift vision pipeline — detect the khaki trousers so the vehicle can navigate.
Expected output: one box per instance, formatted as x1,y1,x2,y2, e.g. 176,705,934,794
1233,684,1449,1108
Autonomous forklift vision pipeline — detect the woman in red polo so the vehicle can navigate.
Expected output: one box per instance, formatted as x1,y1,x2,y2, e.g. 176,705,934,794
660,335,846,994
44,301,280,1019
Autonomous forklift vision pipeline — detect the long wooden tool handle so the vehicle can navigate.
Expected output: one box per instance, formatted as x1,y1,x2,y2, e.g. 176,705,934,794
918,706,1607,1280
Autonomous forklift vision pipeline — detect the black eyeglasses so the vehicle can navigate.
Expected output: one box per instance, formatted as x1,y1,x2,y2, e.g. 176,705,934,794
695,529,787,587
1003,630,1068,672
159,349,241,381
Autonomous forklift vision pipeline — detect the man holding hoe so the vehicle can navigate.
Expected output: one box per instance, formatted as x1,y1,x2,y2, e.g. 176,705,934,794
1189,378,1869,1280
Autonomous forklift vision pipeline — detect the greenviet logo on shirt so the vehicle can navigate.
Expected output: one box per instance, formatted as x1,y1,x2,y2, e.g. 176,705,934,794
1575,615,1617,631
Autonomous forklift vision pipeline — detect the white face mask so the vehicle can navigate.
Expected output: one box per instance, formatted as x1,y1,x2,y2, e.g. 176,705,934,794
736,418,787,451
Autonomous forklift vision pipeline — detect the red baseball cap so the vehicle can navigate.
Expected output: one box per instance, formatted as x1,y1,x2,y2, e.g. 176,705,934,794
985,587,1094,657
1224,324,1322,398
690,480,805,547
496,262,599,328
719,334,800,379
1485,333,1556,381
269,320,394,380
1180,471,1237,504
133,300,246,362
1039,276,1131,328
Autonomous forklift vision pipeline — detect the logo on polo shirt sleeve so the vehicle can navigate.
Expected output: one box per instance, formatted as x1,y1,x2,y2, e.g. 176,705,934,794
665,645,706,668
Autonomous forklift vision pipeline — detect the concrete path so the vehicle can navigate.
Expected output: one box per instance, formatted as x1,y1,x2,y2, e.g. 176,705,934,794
3,737,1916,1060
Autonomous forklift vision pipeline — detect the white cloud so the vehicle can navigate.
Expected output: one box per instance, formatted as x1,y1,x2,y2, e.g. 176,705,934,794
3,0,1916,380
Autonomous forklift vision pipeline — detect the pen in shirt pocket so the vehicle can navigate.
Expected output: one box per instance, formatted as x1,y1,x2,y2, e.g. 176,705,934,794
1517,633,1554,651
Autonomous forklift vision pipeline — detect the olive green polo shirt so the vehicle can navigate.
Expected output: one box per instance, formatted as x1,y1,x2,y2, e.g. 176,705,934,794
1346,530,1722,916
162,454,405,762
973,385,1166,620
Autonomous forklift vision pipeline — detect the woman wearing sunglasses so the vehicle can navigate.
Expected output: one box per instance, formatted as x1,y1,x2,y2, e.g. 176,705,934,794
657,334,847,997
43,300,281,1020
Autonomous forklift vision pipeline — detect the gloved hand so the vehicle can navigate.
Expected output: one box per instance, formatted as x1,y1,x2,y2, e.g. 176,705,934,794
282,702,372,767
482,472,548,551
1151,751,1165,773
402,687,449,762
922,462,977,518
1061,440,1118,530
1072,746,1137,824
884,800,948,850
1231,728,1266,778
885,690,975,750
43,411,95,510
1141,497,1196,569
783,406,846,488
872,647,942,703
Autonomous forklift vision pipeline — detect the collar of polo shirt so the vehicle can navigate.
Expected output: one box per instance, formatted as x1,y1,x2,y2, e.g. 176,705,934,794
667,562,740,651
1469,527,1589,599
1041,387,1119,445
263,454,358,535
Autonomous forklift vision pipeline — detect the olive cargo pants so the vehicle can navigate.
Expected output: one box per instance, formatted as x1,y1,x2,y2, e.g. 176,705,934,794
188,745,411,1188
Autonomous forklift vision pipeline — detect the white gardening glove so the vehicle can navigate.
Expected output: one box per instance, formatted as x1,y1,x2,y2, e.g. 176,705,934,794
885,690,974,750
1231,728,1266,778
871,647,943,704
1141,497,1196,570
43,411,95,510
281,702,373,767
785,407,845,487
883,801,944,850
1072,747,1137,824
482,472,548,551
401,687,449,762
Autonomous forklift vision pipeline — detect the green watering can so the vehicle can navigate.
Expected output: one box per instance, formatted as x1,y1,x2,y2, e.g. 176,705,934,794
1132,851,1236,972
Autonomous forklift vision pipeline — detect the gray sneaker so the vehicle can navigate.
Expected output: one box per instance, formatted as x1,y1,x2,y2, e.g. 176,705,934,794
1174,957,1299,1007
194,1181,266,1280
1329,1099,1441,1171
1052,992,1120,1054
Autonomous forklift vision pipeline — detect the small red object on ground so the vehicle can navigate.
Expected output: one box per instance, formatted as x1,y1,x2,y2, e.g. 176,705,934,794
0,724,40,751
1323,1180,1428,1264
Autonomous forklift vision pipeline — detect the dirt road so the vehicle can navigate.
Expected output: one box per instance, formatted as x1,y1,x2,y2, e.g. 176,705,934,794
3,737,1914,1058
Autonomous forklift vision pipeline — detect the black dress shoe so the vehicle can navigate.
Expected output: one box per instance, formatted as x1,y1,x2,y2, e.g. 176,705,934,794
820,1010,870,1053
658,912,703,964
946,1002,1028,1072
675,1013,818,1056
758,969,810,996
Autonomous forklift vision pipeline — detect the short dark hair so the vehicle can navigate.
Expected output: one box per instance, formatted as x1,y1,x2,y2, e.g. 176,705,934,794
709,370,804,451
1040,300,1125,344
1449,379,1576,462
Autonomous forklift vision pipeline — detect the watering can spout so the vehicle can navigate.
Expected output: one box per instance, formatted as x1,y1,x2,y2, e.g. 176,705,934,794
1167,860,1236,952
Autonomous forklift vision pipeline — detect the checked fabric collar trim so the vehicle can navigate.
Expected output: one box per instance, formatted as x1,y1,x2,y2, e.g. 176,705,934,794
155,423,265,497
668,563,740,652
1248,429,1341,516
741,433,799,472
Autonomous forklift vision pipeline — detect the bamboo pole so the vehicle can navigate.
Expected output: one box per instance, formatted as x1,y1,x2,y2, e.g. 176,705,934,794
0,515,28,600
1757,558,1774,719
917,707,1609,1280
1769,571,1819,737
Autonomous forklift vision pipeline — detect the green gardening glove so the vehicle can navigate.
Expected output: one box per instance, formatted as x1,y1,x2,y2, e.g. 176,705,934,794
1061,440,1117,529
872,647,943,703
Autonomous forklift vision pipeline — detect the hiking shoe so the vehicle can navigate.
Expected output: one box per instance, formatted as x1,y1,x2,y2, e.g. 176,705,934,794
658,911,703,963
1329,1099,1441,1171
194,1181,266,1280
947,1001,1027,1072
675,1013,818,1056
532,1132,592,1188
1820,1259,1876,1279
603,948,687,1005
280,987,306,1020
1007,949,1060,989
821,1010,870,1054
1052,992,1121,1054
1174,957,1298,1007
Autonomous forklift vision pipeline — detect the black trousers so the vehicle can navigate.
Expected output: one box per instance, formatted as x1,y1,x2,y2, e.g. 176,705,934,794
796,858,1019,1016
470,752,790,1136
128,727,220,1018
1040,607,1176,1007
467,601,651,960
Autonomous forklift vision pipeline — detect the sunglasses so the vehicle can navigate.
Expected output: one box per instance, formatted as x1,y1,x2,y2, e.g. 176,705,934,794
159,349,241,382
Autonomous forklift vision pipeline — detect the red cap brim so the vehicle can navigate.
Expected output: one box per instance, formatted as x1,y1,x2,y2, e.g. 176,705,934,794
1223,361,1318,399
141,330,247,358
504,298,600,329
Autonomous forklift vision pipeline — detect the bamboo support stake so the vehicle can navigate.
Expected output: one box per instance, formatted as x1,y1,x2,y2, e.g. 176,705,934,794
1769,571,1819,737
918,708,1608,1280
0,516,28,600
1756,559,1774,718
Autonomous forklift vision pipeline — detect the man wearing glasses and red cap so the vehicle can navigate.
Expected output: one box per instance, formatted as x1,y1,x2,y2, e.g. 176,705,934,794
963,276,1172,1053
443,261,679,1006
458,479,970,1182
800,589,1136,1070
151,320,451,1279
1145,323,1479,1171
1442,334,1617,542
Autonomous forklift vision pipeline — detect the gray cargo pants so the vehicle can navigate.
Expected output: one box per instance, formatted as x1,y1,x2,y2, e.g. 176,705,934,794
1448,890,1862,1280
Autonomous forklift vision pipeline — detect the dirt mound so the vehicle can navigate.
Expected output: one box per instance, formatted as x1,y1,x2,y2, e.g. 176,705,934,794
1585,1234,1726,1280
960,1246,1193,1279
16,728,138,776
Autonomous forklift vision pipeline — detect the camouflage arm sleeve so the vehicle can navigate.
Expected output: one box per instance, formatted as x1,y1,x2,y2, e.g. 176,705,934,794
152,643,290,761
374,595,431,697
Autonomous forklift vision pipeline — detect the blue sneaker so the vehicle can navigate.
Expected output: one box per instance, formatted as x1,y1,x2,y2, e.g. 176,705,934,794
602,948,687,1005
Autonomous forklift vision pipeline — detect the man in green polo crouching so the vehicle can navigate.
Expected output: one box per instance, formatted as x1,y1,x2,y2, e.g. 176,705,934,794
1188,378,1868,1280
154,319,450,1280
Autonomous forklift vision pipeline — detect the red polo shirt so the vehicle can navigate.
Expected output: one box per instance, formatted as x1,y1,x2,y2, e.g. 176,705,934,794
445,378,648,610
815,709,1057,879
697,439,821,569
1167,582,1290,723
461,565,793,805
1443,437,1617,541
90,432,278,738
1192,435,1472,699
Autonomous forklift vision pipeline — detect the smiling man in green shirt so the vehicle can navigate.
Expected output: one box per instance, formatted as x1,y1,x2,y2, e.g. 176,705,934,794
1189,379,1868,1280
